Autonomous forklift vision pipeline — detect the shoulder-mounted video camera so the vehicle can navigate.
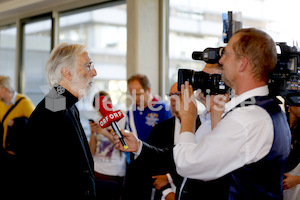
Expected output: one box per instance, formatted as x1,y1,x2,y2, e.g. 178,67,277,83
268,42,300,106
178,44,300,105
178,47,229,95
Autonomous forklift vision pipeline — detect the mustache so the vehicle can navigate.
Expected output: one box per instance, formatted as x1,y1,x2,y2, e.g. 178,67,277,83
87,78,94,86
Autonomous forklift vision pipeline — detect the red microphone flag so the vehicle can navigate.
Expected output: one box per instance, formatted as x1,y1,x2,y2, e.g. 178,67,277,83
97,96,124,128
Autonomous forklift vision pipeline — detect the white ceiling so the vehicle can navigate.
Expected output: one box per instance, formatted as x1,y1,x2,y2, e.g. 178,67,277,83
0,0,79,21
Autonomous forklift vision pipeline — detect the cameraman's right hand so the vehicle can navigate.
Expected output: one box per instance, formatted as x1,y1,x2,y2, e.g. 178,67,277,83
179,81,198,134
210,93,229,129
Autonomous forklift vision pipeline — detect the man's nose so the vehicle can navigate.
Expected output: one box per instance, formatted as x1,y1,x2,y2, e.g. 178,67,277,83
91,68,97,77
219,56,224,65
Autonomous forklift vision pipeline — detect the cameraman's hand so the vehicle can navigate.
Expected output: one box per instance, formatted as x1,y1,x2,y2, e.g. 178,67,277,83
179,81,198,134
210,93,229,129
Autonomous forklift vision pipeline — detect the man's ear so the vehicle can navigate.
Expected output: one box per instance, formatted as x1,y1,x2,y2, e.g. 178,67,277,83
61,67,73,81
239,56,248,72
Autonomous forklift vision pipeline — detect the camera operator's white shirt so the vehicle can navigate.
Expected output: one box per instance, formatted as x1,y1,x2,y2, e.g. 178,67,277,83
173,85,274,181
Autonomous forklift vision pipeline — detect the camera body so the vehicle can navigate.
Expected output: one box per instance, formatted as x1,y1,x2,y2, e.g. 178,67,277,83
178,47,229,95
180,44,300,105
268,43,300,106
178,69,229,95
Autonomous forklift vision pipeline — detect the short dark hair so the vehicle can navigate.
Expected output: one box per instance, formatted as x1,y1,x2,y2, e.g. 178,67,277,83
127,73,151,90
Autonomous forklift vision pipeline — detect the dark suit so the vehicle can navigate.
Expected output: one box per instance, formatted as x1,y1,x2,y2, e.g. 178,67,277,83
147,117,183,199
138,140,230,200
121,117,176,200
147,116,175,148
121,117,185,200
21,88,95,200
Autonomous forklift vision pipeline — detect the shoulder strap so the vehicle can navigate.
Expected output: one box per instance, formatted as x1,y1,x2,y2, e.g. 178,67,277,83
1,97,25,123
222,95,279,119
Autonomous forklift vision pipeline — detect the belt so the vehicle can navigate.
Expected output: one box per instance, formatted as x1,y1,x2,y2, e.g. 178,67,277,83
94,171,124,183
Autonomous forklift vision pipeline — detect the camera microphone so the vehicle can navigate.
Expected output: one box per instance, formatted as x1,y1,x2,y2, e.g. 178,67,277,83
192,51,204,60
97,96,129,150
192,47,222,64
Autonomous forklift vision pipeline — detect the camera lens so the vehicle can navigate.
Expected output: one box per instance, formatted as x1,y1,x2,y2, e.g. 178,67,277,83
177,69,209,91
178,69,229,95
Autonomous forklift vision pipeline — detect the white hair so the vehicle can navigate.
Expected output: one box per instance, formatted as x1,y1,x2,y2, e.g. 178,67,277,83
0,75,14,92
45,42,86,87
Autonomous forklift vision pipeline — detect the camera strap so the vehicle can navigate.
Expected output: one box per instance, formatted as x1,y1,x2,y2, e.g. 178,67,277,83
1,97,25,124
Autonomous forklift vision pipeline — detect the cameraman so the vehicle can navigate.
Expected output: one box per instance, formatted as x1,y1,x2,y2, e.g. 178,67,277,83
174,28,291,199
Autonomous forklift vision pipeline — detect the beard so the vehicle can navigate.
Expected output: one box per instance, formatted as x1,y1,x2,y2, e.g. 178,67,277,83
70,71,94,99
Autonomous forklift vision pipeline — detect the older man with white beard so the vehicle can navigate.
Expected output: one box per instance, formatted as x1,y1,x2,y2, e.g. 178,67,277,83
20,43,97,200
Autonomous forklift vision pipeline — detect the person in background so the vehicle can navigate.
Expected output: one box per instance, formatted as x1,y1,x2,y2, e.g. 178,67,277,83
89,91,126,200
139,82,186,200
283,105,300,200
0,75,35,198
117,63,226,200
147,82,193,200
21,43,97,200
125,73,173,142
121,73,172,200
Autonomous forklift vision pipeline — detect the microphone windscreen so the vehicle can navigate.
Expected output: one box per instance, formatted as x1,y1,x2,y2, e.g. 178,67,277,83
97,96,114,116
192,51,203,60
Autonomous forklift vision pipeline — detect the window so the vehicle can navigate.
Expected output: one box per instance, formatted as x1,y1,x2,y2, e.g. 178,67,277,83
23,17,52,105
59,3,127,111
0,25,16,84
168,0,300,112
59,3,127,136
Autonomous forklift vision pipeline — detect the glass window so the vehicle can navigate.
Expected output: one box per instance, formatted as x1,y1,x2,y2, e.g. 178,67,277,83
168,0,300,113
0,25,16,84
59,3,127,137
23,18,52,106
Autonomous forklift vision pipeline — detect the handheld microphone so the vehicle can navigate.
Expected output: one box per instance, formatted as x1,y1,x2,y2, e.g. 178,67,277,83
97,96,128,149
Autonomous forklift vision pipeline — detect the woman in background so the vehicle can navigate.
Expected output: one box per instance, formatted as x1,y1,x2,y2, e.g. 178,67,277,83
89,91,126,200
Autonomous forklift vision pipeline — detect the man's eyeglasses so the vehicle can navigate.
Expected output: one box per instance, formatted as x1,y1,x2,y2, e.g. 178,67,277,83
84,62,95,71
220,47,244,58
167,92,181,97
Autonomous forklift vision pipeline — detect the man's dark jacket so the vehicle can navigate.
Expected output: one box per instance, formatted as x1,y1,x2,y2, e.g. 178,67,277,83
122,116,198,200
121,117,179,200
20,87,95,200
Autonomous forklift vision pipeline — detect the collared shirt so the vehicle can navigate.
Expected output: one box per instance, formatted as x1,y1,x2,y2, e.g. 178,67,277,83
10,92,17,105
174,113,207,145
5,91,17,105
135,112,206,157
195,110,211,142
173,85,274,181
178,110,212,199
